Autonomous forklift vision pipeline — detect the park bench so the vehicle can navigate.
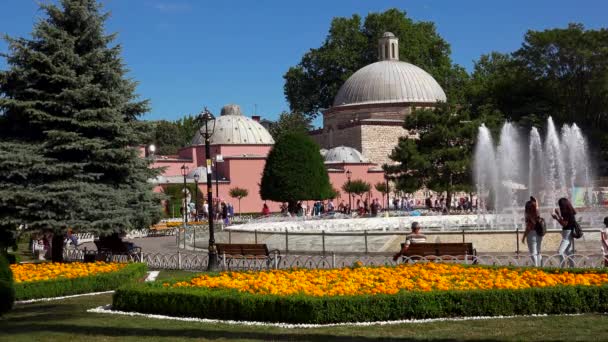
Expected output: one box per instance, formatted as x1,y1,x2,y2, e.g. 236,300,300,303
216,243,281,269
148,223,175,237
398,242,477,264
93,239,142,262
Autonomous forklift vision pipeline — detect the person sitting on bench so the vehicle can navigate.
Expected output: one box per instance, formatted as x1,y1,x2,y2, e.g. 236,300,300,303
100,232,139,253
393,222,427,261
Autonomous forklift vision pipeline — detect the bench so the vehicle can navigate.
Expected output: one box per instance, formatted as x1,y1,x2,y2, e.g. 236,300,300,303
94,239,142,262
397,242,477,263
216,243,281,269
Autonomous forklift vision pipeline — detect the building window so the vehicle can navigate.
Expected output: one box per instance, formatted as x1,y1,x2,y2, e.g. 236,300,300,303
384,44,389,60
391,43,395,58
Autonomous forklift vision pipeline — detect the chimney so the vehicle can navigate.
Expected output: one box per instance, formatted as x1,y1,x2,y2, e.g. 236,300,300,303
252,115,260,122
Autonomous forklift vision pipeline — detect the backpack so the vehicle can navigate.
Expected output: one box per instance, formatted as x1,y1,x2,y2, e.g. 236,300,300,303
534,218,547,237
571,221,584,239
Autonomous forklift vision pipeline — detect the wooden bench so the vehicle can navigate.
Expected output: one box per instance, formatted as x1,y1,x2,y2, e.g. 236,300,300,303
216,243,281,269
398,243,477,263
94,239,142,262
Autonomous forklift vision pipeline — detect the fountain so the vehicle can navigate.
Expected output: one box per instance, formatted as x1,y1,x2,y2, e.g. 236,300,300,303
474,117,593,216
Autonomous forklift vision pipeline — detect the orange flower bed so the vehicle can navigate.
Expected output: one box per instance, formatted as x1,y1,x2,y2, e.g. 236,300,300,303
10,262,127,283
168,263,608,297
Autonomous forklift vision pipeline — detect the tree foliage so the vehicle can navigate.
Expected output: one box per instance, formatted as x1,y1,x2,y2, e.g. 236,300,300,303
284,8,468,118
260,133,333,211
385,103,501,205
342,180,371,199
0,0,161,260
268,112,312,141
229,187,249,215
374,182,389,195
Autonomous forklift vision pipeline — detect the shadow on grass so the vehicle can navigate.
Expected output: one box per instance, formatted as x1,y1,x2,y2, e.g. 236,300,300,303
0,322,503,342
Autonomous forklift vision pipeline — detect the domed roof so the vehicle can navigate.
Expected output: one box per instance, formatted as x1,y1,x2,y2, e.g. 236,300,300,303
332,60,446,107
324,146,368,163
191,104,275,145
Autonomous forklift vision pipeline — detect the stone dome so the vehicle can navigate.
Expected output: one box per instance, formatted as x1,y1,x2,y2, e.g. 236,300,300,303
324,146,368,163
191,104,275,145
332,60,447,107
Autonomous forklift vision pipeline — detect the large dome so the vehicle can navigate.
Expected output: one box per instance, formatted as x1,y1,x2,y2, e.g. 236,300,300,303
333,60,446,107
191,104,274,145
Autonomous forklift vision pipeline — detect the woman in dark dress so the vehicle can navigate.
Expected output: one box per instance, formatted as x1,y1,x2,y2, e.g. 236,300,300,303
551,197,576,267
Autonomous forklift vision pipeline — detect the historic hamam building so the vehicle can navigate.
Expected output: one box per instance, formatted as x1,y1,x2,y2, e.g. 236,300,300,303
310,32,446,165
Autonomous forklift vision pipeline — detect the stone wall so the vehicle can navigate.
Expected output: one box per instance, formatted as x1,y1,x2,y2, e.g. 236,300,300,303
360,124,410,165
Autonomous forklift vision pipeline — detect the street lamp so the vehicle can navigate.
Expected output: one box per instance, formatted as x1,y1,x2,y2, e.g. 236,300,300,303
148,144,156,159
196,107,218,271
214,154,224,204
193,172,200,220
180,164,189,250
384,174,390,211
346,169,352,214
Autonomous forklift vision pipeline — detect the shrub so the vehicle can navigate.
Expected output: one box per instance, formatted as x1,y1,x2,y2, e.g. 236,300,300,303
15,262,146,300
0,254,15,315
112,266,608,324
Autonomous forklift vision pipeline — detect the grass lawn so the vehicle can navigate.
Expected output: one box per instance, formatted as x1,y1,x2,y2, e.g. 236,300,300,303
2,291,608,342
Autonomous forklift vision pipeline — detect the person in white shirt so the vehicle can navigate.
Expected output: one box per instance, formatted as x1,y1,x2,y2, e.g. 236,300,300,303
393,222,427,261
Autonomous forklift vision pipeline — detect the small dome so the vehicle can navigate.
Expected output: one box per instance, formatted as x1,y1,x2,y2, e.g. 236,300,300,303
324,146,367,163
220,104,243,116
333,60,446,107
191,106,274,145
319,148,328,157
382,32,396,37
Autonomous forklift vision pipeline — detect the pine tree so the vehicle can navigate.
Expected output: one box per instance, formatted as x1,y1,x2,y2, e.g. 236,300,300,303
260,133,333,213
0,0,161,261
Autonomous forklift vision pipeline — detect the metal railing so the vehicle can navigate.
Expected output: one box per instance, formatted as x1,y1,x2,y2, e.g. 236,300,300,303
222,228,603,254
62,249,608,271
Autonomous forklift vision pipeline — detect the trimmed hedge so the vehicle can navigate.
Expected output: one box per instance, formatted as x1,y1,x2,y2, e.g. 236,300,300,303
15,263,147,301
0,254,15,315
113,267,608,324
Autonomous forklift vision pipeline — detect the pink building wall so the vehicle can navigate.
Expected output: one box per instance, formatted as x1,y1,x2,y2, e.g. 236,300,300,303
150,145,389,214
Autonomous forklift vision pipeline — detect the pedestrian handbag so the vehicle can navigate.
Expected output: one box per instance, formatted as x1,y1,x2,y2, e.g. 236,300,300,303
534,217,547,237
571,220,584,239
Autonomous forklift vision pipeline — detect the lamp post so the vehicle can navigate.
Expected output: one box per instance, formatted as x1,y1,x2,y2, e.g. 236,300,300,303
193,172,200,220
197,107,218,271
180,165,188,227
148,144,156,159
346,169,352,214
385,174,390,211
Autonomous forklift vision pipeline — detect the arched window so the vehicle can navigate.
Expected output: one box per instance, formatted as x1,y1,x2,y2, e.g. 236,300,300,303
384,43,389,60
391,43,395,58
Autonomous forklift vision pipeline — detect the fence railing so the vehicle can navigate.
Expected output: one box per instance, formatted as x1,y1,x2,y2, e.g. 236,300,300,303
62,249,608,271
220,228,603,254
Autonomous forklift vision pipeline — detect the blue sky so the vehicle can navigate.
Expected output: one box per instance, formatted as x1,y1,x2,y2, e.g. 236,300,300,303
1,0,606,127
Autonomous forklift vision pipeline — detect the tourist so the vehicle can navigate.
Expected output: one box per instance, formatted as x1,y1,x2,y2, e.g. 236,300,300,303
327,200,335,213
425,196,433,210
221,202,229,225
356,199,363,216
65,228,79,248
363,199,369,216
552,197,577,267
371,199,380,217
202,200,208,219
602,217,608,267
393,222,427,261
261,203,270,217
522,197,543,267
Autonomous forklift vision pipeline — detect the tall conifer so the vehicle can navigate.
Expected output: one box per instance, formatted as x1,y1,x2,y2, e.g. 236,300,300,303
0,0,161,261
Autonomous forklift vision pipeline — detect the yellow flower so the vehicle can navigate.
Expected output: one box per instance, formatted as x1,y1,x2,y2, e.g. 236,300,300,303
10,262,127,283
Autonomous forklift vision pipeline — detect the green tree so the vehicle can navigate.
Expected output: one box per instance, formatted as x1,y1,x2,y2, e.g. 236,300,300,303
374,181,390,207
260,133,333,213
284,8,467,118
152,120,182,155
268,112,313,141
385,103,500,210
0,0,161,261
228,187,249,215
342,180,371,202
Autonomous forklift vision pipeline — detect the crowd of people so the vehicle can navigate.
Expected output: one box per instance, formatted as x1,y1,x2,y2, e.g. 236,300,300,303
182,198,234,225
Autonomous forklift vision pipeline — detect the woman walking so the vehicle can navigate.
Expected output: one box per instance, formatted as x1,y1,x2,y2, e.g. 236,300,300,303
551,197,577,267
522,197,543,267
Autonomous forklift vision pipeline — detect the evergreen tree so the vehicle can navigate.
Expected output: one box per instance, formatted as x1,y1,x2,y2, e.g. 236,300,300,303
0,0,161,261
260,133,333,213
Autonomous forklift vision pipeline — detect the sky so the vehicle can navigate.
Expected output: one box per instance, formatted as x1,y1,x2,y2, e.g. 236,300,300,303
1,0,607,127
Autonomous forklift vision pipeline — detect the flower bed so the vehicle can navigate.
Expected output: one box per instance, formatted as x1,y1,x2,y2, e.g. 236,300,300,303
113,264,608,324
13,262,146,300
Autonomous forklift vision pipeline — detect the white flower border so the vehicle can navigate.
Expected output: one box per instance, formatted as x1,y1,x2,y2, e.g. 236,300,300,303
15,271,159,304
16,291,115,304
87,305,585,329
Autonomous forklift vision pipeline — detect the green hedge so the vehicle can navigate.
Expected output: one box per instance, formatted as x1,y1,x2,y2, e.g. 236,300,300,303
0,254,15,315
112,267,608,324
15,263,147,301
